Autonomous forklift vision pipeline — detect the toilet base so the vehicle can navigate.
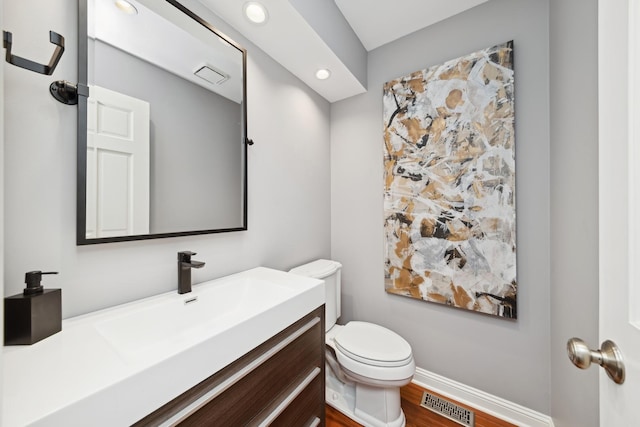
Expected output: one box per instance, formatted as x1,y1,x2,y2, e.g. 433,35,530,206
325,364,406,427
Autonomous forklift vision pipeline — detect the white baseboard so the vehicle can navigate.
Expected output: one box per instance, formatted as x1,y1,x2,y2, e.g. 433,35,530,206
412,367,554,427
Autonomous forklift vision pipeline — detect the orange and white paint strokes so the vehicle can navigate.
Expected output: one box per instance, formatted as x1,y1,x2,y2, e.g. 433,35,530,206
382,41,517,319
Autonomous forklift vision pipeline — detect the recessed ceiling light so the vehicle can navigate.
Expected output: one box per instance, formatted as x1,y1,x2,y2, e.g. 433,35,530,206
114,0,138,15
315,69,331,80
244,2,268,25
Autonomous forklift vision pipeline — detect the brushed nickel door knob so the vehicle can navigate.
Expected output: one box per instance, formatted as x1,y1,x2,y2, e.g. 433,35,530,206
567,338,625,384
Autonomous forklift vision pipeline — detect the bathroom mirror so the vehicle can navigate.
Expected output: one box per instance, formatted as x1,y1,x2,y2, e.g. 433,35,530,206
77,0,247,245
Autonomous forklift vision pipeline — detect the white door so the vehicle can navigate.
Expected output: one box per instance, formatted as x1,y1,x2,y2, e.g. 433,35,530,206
86,85,150,238
597,0,640,424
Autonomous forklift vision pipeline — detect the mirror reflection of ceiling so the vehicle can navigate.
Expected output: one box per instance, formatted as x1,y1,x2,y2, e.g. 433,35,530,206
198,0,488,103
90,0,243,103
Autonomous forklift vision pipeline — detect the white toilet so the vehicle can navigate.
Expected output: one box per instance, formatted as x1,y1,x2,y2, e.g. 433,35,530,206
289,260,415,427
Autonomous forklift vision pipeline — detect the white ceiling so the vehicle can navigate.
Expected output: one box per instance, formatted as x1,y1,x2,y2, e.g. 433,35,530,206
199,0,367,103
334,0,489,51
199,0,489,102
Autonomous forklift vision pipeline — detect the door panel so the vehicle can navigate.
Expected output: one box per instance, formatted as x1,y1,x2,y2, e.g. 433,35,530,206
97,150,131,236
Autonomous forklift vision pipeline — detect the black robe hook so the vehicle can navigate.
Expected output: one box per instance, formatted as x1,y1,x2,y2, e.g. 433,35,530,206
3,30,65,75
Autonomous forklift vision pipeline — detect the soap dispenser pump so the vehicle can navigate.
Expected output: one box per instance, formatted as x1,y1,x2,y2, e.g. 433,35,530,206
4,271,62,345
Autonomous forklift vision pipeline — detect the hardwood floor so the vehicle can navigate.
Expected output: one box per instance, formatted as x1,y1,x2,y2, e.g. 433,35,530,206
326,404,363,427
326,382,516,427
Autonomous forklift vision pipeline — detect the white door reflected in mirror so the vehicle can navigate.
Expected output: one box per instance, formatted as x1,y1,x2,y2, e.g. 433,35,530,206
86,85,150,238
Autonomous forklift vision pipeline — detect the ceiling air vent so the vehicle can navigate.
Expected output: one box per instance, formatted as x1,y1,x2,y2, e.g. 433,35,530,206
194,65,229,85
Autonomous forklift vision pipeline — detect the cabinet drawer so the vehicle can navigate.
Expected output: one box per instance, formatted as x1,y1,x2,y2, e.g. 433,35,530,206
266,374,324,427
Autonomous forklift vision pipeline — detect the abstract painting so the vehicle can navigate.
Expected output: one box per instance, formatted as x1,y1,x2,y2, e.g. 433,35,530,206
383,41,517,319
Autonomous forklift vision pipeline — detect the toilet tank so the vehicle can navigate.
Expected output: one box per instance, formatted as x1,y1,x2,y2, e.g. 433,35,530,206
289,259,342,331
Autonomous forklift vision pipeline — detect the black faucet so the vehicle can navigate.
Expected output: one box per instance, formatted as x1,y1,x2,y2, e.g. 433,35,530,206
177,251,205,294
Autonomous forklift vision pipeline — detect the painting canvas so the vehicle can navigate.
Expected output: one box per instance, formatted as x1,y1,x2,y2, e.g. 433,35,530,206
383,41,517,319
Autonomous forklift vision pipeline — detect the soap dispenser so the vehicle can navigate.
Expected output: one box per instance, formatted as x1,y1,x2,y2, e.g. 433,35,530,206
4,271,61,345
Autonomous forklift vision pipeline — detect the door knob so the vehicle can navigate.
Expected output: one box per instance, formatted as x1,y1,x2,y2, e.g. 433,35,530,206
567,338,625,384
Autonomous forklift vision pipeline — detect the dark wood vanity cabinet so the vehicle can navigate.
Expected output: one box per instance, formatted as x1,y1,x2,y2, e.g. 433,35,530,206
135,306,325,427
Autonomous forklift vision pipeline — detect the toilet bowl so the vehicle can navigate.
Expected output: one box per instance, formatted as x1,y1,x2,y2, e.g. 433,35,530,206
289,260,415,427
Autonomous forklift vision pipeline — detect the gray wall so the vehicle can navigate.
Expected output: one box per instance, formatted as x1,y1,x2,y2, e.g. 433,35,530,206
549,0,599,425
3,0,331,319
331,0,551,413
92,40,243,232
0,0,5,422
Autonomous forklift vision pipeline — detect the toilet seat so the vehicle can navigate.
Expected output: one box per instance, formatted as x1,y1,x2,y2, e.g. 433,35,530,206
331,321,415,383
334,321,413,367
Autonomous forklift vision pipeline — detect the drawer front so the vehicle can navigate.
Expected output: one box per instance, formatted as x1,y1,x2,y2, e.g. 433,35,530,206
266,374,324,427
177,315,323,426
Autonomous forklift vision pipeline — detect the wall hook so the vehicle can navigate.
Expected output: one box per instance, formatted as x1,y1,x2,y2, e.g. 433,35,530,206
3,30,65,75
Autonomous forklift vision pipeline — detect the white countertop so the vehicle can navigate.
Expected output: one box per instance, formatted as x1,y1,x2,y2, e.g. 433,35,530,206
2,267,324,426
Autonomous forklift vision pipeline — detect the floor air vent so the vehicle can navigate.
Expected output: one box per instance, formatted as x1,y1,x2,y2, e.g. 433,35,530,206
420,391,475,427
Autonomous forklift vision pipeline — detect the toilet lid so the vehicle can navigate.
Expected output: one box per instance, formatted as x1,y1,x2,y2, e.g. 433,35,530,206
334,321,413,367
289,259,341,279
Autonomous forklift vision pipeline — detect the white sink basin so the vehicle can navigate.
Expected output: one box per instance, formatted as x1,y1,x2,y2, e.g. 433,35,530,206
2,267,324,427
95,276,299,363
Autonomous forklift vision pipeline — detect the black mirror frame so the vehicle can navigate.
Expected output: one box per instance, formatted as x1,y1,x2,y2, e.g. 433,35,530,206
76,0,248,245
